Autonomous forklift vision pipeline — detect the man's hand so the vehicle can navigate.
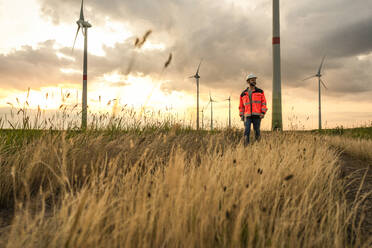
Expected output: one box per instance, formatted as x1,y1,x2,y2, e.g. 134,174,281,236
241,116,245,122
260,114,265,119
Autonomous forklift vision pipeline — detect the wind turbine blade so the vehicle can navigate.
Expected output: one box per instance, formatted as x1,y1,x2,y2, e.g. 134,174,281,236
189,75,195,79
318,55,326,74
302,75,317,81
80,0,85,20
205,101,210,110
72,25,81,52
320,78,328,90
196,59,203,75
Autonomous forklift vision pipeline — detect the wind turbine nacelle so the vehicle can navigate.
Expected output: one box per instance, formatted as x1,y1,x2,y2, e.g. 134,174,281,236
76,20,92,28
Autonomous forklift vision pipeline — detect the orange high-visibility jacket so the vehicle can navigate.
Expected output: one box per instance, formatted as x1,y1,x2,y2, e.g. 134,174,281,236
239,87,268,117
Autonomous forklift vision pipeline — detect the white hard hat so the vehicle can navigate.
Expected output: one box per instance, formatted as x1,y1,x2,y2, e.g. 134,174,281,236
246,73,257,81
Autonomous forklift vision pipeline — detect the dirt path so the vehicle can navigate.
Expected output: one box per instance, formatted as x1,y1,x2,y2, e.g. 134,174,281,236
339,152,372,244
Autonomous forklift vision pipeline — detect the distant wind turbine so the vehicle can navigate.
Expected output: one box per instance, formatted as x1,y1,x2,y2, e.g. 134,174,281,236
303,56,328,130
189,59,203,130
72,0,92,129
208,92,217,130
224,95,232,129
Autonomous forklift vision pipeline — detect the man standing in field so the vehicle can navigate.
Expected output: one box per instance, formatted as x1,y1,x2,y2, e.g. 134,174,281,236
239,74,268,145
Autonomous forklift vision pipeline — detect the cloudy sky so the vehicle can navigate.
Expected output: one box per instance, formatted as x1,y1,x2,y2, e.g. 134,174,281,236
0,0,371,129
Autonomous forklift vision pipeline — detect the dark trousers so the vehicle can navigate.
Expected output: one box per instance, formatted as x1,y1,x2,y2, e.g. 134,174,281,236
244,116,261,145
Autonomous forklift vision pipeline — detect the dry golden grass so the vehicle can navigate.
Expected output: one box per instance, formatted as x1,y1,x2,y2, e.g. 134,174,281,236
0,129,369,247
324,135,372,162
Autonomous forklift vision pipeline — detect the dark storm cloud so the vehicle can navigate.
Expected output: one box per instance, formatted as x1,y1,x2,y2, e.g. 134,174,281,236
280,0,372,93
322,17,372,58
16,0,372,97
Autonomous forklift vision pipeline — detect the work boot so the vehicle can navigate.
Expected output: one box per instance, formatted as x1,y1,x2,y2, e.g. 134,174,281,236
244,136,250,147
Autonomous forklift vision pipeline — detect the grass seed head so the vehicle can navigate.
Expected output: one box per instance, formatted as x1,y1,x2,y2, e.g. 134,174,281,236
164,53,172,68
284,174,294,181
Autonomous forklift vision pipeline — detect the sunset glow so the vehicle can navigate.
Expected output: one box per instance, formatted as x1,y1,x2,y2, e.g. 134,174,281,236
0,0,371,130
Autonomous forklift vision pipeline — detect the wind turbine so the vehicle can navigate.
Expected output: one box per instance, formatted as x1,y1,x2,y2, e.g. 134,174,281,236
224,95,231,129
303,56,328,130
272,0,283,131
208,92,217,130
72,0,92,129
189,59,203,130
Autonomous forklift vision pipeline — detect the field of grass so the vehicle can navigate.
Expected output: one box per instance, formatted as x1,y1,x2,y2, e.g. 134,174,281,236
318,125,372,140
0,125,371,247
317,125,372,161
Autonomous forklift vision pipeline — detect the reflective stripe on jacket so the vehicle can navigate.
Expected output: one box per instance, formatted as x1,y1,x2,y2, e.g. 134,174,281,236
239,87,268,117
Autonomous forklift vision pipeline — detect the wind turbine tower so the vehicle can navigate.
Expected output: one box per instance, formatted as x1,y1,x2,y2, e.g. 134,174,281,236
272,0,283,130
209,92,216,130
201,101,209,130
303,56,328,130
73,0,92,129
190,60,203,130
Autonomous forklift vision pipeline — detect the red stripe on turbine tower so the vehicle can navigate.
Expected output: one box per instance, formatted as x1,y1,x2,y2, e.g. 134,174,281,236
83,75,87,80
273,37,280,44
